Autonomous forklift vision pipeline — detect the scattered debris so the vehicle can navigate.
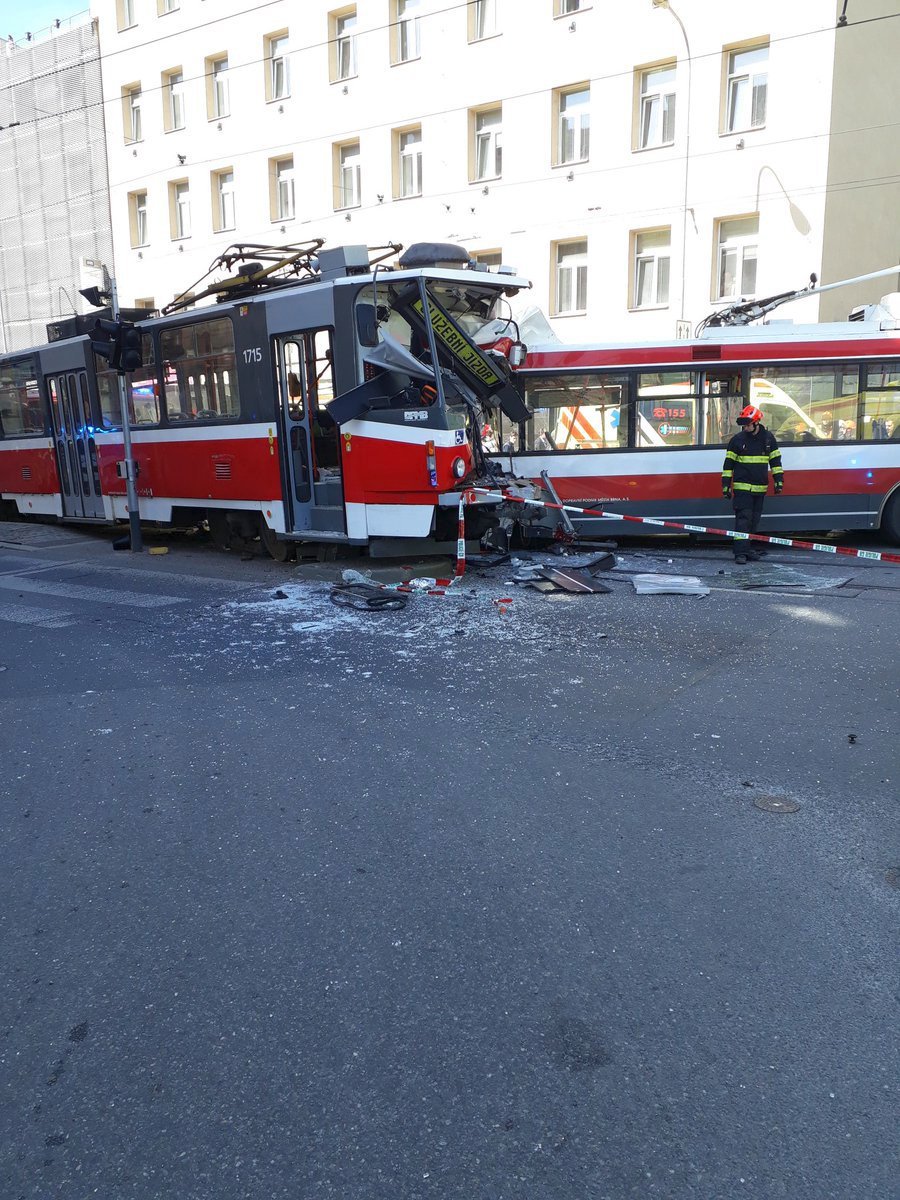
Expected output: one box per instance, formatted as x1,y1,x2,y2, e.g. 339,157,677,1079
585,552,617,574
148,546,169,556
329,582,409,612
848,733,858,745
539,566,611,594
273,589,288,600
630,574,710,597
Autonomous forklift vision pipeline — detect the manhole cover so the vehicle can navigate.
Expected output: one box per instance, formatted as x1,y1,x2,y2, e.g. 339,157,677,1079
885,868,900,891
753,794,800,814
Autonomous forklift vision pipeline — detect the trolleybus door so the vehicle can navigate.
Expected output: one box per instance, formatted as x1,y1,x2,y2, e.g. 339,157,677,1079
47,372,104,519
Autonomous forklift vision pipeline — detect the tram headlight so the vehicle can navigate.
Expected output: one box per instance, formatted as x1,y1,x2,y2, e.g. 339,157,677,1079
451,456,467,480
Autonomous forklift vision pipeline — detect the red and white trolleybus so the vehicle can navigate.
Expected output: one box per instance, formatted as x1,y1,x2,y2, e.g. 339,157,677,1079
0,241,536,558
488,284,900,543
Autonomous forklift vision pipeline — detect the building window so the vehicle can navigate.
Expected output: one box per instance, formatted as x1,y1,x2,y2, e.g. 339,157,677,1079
272,157,295,221
335,141,361,209
716,216,758,299
638,63,675,149
122,84,142,143
392,0,421,64
554,239,588,314
266,32,290,101
163,69,185,131
473,106,502,181
330,8,358,81
206,56,229,120
469,0,497,41
556,86,590,165
212,170,236,231
158,0,179,13
170,180,190,240
471,249,503,269
725,43,768,133
397,127,422,197
134,298,155,311
117,0,136,30
128,191,148,248
632,229,671,308
556,0,582,13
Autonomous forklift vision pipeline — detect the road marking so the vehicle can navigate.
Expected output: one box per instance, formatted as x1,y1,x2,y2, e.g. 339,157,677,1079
0,603,76,628
0,576,186,608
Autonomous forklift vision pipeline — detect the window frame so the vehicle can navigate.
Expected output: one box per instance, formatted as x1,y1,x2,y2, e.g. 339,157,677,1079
162,67,185,132
394,126,423,198
128,190,148,248
212,168,236,232
122,83,142,144
552,238,589,316
265,31,291,102
630,228,671,310
116,0,136,31
271,156,296,222
157,0,179,14
714,214,759,301
334,140,362,209
468,0,498,42
329,7,358,82
169,179,191,241
206,55,229,121
554,84,590,166
722,40,769,135
391,0,421,65
635,61,676,151
471,105,502,182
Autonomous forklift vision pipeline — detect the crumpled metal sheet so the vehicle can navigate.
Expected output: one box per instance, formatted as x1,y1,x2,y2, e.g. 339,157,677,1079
630,573,710,596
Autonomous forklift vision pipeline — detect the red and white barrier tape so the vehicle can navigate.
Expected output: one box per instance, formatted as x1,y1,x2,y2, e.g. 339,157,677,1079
473,488,900,565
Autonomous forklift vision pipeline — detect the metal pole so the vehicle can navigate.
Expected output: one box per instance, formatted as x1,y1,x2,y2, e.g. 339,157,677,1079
109,276,143,552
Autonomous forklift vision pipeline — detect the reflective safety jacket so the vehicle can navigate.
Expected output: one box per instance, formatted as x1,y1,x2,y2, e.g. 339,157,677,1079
722,424,784,494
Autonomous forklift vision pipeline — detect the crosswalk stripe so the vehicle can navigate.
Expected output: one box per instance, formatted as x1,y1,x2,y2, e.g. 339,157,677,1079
0,603,76,628
0,575,186,608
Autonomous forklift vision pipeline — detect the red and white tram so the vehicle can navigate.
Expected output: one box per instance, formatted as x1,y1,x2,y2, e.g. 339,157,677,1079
0,241,535,558
489,290,900,544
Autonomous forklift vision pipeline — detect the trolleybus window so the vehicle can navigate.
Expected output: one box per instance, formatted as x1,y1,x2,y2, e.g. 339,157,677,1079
97,333,158,428
519,372,629,451
860,362,900,440
637,370,698,446
747,365,858,443
160,317,239,423
0,356,44,437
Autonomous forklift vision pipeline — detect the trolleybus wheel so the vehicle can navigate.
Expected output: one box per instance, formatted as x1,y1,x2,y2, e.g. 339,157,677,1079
881,489,900,545
259,518,295,562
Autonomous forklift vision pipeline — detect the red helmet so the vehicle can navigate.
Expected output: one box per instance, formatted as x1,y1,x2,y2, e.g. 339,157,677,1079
737,405,763,424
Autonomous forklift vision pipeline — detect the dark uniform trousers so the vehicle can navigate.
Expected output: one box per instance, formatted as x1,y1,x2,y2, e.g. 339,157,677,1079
733,491,765,544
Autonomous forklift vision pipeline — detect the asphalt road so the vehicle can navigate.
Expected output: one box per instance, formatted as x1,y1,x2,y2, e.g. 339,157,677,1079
0,521,898,1199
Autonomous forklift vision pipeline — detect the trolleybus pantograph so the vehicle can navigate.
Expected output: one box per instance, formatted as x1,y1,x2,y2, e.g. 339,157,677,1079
0,241,542,558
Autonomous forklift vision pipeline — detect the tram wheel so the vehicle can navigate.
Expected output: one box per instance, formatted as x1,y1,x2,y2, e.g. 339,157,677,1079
259,518,296,562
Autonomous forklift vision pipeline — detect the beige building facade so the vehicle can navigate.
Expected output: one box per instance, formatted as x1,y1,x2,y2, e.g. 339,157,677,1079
92,0,899,340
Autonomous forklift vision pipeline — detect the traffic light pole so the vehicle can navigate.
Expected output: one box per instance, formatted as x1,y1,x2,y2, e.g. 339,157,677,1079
109,277,143,552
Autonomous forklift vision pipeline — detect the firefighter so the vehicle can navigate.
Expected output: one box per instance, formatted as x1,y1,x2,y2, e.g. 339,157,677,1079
721,404,784,564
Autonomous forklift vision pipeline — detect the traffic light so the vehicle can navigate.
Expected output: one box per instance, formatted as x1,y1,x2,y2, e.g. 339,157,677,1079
91,318,122,369
118,323,143,373
89,319,143,373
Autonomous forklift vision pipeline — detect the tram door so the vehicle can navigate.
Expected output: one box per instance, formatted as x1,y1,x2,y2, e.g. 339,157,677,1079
47,372,105,519
274,331,345,535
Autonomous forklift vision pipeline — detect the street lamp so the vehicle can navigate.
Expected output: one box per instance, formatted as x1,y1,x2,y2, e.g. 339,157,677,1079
651,0,692,327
